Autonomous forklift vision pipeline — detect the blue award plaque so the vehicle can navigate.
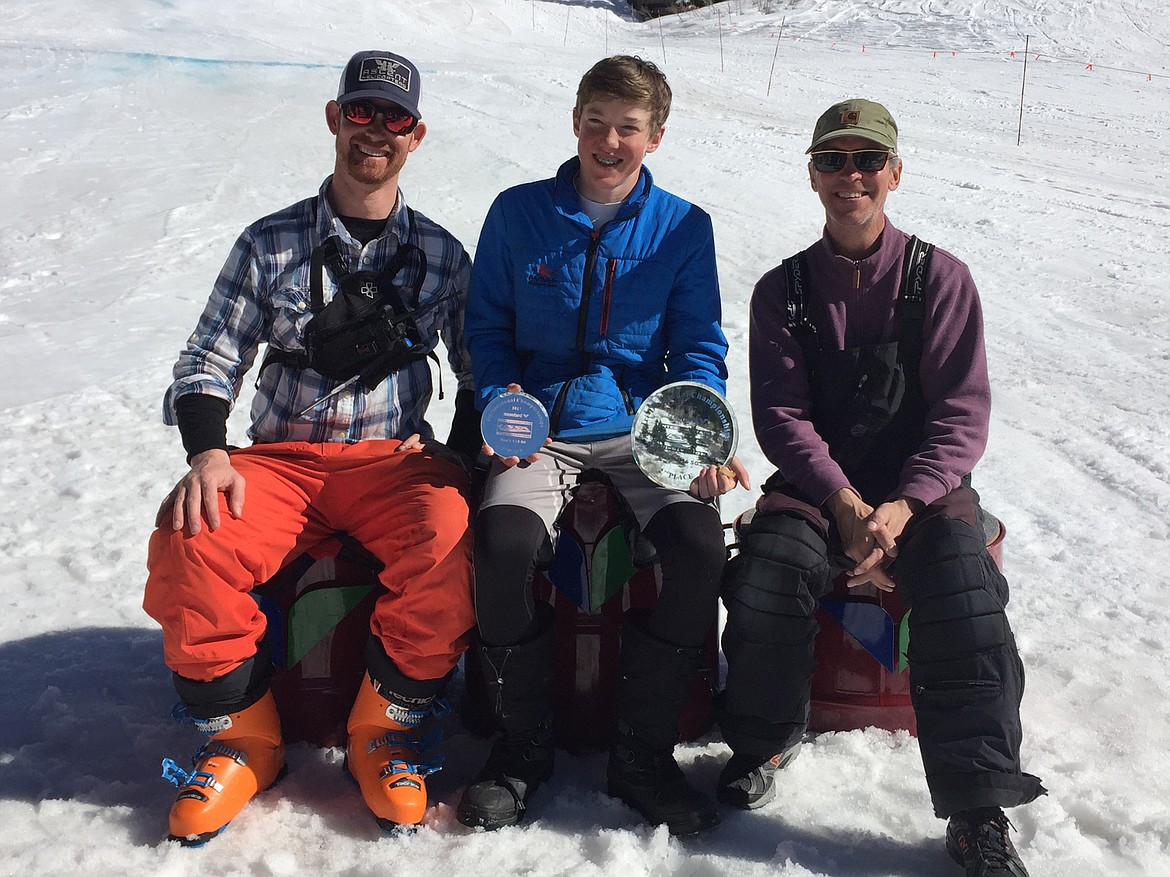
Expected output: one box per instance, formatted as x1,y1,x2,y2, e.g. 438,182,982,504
631,382,738,490
482,391,550,458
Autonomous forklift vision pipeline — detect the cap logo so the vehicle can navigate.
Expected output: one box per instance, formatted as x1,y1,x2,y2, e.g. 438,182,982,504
840,109,861,126
359,57,410,94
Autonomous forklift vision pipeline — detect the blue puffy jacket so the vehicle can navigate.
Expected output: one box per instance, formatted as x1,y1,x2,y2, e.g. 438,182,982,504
466,158,728,441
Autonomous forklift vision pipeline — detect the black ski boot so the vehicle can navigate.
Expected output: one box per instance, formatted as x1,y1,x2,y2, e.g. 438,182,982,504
715,743,801,810
608,722,719,836
457,613,556,831
945,807,1030,876
606,614,719,836
458,719,554,831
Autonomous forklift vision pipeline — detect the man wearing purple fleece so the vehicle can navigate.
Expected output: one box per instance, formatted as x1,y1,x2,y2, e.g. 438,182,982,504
716,100,1043,877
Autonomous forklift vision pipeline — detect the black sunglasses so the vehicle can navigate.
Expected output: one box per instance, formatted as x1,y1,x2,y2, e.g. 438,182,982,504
809,149,892,173
341,100,418,135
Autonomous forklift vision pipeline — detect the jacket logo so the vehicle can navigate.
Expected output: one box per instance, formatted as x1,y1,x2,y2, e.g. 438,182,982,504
527,263,558,287
840,109,861,126
359,281,378,299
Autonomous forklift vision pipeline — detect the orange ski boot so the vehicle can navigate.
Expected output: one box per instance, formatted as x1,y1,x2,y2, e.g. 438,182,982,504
346,674,446,831
162,690,286,846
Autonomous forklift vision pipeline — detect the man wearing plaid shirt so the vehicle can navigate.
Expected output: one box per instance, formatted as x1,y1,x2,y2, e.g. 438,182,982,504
144,50,478,844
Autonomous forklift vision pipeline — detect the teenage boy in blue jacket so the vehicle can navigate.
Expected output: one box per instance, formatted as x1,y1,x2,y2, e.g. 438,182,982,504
459,55,748,837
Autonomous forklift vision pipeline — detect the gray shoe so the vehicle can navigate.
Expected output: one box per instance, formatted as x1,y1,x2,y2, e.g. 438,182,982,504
716,744,801,809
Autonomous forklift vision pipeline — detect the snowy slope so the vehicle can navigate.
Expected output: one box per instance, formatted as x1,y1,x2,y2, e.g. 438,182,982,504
1,1,1168,874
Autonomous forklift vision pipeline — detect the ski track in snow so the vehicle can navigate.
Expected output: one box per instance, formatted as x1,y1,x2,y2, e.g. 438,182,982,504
1,1,1169,875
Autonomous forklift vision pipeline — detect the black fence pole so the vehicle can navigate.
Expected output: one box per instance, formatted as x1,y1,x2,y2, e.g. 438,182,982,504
1017,34,1030,146
767,17,786,97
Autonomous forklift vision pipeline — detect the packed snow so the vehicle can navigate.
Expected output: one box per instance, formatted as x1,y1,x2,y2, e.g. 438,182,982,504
1,0,1168,874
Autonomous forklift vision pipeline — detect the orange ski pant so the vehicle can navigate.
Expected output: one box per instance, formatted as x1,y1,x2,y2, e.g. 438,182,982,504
144,440,475,684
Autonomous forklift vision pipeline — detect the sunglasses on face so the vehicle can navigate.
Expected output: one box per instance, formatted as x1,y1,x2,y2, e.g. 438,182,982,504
809,149,892,173
341,100,418,135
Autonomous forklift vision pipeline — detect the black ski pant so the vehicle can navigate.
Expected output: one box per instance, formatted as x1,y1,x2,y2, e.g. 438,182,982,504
472,500,724,749
473,501,724,650
720,485,1045,818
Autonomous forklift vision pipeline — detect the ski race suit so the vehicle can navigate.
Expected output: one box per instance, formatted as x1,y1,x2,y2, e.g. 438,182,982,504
144,177,477,712
722,221,1046,817
462,157,730,765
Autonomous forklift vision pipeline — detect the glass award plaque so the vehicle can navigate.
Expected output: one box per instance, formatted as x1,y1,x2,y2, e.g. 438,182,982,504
481,390,550,458
631,381,737,490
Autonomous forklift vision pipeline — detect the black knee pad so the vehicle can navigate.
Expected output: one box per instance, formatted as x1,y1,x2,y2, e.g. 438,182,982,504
642,501,726,580
474,505,550,570
723,512,831,644
473,505,551,646
896,515,1011,661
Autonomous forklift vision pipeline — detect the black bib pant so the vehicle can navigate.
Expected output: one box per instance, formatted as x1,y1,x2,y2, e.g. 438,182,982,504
721,327,1044,818
720,484,1044,817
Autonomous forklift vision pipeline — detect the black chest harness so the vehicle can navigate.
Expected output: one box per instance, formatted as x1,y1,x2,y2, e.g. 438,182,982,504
777,236,935,502
261,205,456,394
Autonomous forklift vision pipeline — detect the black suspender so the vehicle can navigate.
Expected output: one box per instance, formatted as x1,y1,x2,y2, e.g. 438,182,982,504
782,250,818,364
306,202,423,314
780,236,935,362
894,235,934,373
257,201,432,386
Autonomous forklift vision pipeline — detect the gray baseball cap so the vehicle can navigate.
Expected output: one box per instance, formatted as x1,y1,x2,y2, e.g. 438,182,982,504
337,50,421,119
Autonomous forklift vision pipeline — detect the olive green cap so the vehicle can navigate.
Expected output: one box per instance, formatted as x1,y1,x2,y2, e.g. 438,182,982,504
807,99,898,153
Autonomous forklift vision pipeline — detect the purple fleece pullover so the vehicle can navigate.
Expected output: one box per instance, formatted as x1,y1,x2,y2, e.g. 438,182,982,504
749,221,991,508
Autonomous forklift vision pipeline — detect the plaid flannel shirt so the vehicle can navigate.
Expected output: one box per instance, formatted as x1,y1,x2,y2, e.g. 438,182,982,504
164,177,473,444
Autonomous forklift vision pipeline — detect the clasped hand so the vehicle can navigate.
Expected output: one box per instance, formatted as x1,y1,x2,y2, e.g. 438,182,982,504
826,489,920,592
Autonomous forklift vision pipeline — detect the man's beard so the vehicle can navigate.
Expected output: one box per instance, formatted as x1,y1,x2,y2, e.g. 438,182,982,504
340,141,407,186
